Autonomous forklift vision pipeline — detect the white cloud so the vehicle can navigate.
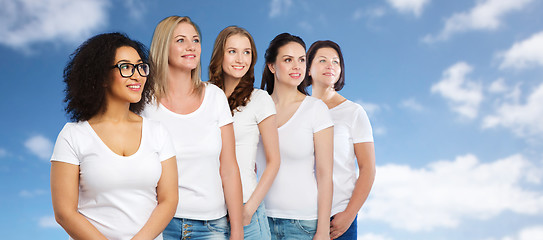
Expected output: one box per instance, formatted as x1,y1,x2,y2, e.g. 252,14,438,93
24,135,54,160
386,0,430,17
498,31,543,70
482,81,543,138
0,0,109,52
400,98,424,111
20,189,47,198
356,101,381,117
123,0,146,20
0,148,7,158
358,232,393,240
353,7,386,20
488,78,508,94
361,154,543,232
298,21,313,32
495,225,543,240
269,0,292,18
423,0,534,43
39,215,60,228
431,62,483,119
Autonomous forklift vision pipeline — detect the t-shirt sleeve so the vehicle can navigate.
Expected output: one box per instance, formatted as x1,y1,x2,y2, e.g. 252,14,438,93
312,99,334,133
254,90,276,123
352,106,374,143
214,86,234,127
155,122,176,162
50,123,80,165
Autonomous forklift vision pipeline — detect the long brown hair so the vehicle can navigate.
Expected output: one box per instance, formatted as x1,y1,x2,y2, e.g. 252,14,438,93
149,16,204,102
209,26,257,113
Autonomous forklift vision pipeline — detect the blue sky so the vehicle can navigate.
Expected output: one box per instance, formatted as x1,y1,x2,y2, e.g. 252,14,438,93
1,0,543,239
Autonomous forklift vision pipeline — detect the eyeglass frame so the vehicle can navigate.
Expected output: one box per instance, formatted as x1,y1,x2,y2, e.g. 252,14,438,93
111,62,150,78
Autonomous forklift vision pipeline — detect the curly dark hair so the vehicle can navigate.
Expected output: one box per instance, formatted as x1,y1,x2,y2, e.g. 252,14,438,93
261,33,307,95
63,32,153,122
300,40,346,91
209,26,257,114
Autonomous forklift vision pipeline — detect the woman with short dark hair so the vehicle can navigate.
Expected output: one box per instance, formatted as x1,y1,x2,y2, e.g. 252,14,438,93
303,40,376,240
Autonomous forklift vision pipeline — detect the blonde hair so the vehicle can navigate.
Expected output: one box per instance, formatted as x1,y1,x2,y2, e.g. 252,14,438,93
150,16,204,101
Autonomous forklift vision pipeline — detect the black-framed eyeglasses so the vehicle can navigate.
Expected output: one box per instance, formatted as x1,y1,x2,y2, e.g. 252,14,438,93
112,62,150,78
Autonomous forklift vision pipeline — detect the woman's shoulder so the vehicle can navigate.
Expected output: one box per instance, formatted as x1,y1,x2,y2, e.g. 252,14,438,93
250,88,272,101
305,96,328,108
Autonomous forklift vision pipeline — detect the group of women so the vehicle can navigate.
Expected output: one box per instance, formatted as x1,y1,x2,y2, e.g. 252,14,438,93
50,15,375,240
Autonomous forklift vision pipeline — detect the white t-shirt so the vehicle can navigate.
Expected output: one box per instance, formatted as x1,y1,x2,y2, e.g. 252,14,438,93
329,100,374,216
142,83,233,220
256,96,333,220
50,118,175,240
232,89,276,203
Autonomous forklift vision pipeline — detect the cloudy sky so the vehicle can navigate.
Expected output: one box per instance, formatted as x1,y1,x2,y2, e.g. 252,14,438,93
1,0,543,239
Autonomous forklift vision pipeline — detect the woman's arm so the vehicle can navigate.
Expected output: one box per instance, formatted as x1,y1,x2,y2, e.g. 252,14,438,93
242,115,281,225
51,161,108,240
313,126,334,240
329,142,376,239
219,123,244,240
132,157,178,240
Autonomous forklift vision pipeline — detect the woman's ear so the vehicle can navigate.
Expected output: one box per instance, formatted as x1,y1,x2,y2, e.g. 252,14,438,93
267,63,276,74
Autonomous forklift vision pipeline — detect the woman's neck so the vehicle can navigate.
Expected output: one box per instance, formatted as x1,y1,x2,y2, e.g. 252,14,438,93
91,98,133,124
271,80,305,106
311,82,345,109
166,67,194,99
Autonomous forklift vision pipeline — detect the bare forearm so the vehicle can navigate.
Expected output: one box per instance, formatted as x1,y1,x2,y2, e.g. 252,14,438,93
221,165,244,238
132,200,177,240
244,159,279,215
55,212,108,240
342,142,376,218
342,165,376,218
316,172,333,234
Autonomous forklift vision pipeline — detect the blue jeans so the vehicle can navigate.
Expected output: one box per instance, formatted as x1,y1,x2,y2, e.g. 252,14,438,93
163,216,229,240
332,214,357,240
244,203,271,240
268,217,317,240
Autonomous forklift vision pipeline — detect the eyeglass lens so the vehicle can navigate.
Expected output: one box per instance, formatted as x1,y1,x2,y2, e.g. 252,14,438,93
119,63,149,77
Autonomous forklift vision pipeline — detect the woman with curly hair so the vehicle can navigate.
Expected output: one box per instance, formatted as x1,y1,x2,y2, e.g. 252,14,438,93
258,33,334,240
143,16,244,240
209,26,280,240
50,32,178,240
301,40,375,240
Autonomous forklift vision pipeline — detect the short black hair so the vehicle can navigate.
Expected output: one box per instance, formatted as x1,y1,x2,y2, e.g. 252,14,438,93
63,32,152,122
301,40,346,91
260,33,307,95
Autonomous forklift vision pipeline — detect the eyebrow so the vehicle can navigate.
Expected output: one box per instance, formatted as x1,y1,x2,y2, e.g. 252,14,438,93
281,54,306,58
174,34,199,38
116,59,143,64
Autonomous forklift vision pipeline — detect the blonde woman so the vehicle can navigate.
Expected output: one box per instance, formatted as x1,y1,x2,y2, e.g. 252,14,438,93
257,33,334,240
301,40,376,239
143,16,244,240
209,26,280,240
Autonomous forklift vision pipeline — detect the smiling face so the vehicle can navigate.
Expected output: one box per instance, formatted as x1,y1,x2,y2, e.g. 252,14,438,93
168,22,201,71
107,46,146,104
309,47,341,88
269,41,306,88
222,34,252,80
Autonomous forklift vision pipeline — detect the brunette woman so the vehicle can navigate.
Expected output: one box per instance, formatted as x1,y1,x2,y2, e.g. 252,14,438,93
209,26,280,240
302,40,376,239
258,33,334,240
